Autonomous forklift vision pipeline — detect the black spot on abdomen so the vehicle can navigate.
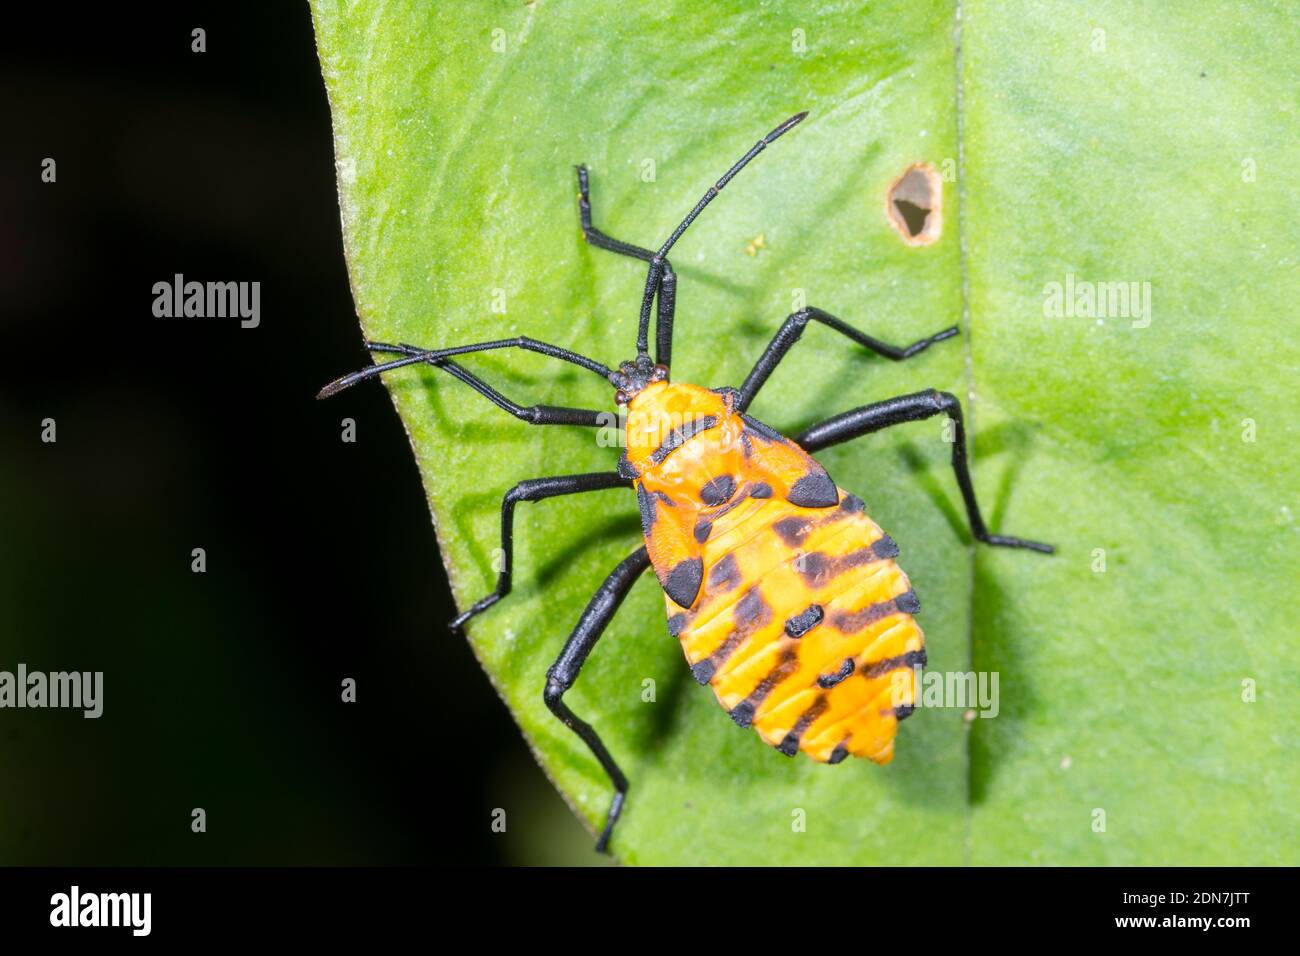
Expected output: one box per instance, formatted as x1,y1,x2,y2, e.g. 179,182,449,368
817,657,855,688
708,552,742,593
787,472,838,509
784,604,824,638
831,591,920,634
664,558,704,609
860,647,927,678
699,474,736,506
776,697,827,756
733,586,772,628
773,516,813,547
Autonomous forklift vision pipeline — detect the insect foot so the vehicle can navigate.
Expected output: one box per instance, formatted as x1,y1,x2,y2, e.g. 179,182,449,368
977,533,1055,554
449,593,502,632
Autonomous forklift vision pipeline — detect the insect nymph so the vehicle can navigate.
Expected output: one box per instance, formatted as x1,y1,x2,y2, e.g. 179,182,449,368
320,112,1053,853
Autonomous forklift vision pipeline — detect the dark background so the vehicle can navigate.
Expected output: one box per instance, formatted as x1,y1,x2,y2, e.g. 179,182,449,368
1,5,595,865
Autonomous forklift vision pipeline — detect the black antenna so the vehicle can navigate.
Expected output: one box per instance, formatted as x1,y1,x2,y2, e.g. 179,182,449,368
635,111,808,357
317,338,613,399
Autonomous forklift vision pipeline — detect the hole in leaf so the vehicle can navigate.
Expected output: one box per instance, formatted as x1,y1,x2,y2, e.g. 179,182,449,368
893,199,930,236
886,162,942,246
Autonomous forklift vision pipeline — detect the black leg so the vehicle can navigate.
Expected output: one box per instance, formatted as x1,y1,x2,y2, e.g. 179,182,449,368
317,338,614,425
633,113,808,359
797,390,1054,554
450,472,631,631
654,267,676,369
737,307,959,411
577,165,659,262
331,342,609,427
544,546,651,853
575,166,677,367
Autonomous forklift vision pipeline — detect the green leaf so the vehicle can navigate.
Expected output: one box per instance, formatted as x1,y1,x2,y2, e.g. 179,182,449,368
309,0,1299,864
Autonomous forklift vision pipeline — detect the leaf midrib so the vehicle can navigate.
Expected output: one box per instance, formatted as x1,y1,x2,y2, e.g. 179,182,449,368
953,0,977,868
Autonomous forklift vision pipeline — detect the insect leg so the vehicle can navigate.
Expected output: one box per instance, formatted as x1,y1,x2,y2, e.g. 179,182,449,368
797,390,1054,554
576,165,658,262
450,472,632,631
634,113,808,356
323,342,609,426
654,267,676,369
737,307,959,411
545,546,652,853
575,166,678,367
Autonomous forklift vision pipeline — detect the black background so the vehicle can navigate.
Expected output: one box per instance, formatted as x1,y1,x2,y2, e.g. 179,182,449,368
1,5,592,865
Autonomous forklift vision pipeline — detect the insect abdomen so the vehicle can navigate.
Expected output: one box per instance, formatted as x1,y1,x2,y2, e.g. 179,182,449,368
667,487,925,764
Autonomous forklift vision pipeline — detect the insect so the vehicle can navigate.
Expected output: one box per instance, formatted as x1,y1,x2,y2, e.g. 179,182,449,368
319,112,1053,853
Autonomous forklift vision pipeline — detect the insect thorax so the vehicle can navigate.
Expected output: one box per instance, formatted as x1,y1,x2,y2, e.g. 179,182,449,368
621,381,737,485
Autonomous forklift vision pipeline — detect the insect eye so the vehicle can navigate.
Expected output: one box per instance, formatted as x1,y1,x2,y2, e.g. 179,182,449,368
615,389,629,405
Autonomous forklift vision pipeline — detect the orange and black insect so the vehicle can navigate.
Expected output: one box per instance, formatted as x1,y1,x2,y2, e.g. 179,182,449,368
319,112,1053,853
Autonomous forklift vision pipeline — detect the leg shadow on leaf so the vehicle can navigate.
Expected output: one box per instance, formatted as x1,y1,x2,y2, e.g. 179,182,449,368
969,560,1041,806
894,421,1045,811
642,644,694,754
895,418,1045,808
445,486,637,606
896,418,1038,544
533,514,640,591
